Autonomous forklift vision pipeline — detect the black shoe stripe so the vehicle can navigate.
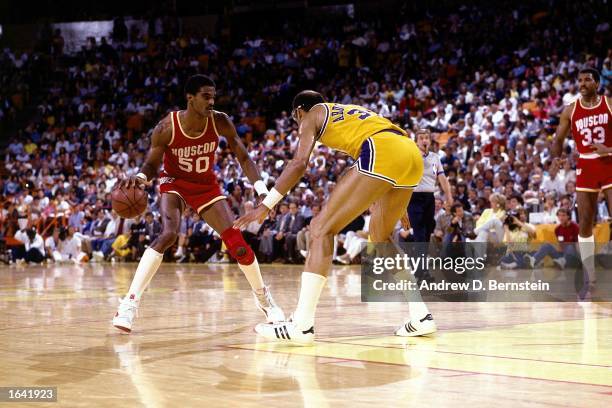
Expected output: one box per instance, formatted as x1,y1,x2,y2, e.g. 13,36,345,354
302,326,314,335
274,327,281,339
419,314,433,323
282,326,291,340
407,322,416,332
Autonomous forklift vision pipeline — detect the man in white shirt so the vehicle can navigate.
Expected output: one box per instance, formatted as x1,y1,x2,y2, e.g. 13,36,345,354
541,161,566,195
109,146,129,169
562,84,579,106
489,104,505,127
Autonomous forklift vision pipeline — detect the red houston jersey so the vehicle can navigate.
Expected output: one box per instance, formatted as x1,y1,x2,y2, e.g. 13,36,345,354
571,96,612,158
161,110,219,185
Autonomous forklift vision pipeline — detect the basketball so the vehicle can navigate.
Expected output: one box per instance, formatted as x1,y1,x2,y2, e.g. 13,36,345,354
111,185,148,218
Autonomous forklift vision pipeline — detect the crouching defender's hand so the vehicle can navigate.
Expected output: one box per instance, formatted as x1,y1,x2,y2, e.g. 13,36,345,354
234,205,270,230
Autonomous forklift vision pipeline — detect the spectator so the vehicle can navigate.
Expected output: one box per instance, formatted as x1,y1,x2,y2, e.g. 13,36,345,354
110,226,132,261
280,201,306,264
55,227,88,263
270,202,290,261
524,208,580,269
335,209,371,265
435,203,476,245
44,227,61,261
297,204,321,259
470,193,507,243
2,2,610,265
13,227,44,264
500,208,537,269
540,192,559,224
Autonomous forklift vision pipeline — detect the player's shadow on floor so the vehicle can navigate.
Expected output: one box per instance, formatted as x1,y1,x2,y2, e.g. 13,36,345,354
26,325,252,385
206,347,420,394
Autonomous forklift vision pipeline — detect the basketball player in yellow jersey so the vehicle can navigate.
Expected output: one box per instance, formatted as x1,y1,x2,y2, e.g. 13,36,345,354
235,91,437,345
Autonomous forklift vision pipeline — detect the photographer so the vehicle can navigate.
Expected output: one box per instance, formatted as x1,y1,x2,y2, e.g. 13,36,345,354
434,203,476,259
500,207,537,269
437,203,475,244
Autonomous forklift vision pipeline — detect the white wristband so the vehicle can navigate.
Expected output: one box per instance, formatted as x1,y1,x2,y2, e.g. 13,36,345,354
254,180,269,196
262,188,284,209
136,172,148,182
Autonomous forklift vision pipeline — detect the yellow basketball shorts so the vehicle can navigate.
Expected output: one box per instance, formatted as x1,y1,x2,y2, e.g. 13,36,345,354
352,129,424,189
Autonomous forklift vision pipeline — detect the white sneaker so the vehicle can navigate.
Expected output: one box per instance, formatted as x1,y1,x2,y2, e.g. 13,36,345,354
254,286,285,323
255,320,315,346
395,314,437,337
553,257,566,269
334,255,350,265
299,250,308,258
113,295,139,333
523,254,536,269
173,247,184,258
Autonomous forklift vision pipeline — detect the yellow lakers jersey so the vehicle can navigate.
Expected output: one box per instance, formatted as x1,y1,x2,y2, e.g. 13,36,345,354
317,103,406,159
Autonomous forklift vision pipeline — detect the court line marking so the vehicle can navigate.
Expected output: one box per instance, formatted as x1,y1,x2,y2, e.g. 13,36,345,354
313,338,612,369
227,317,612,387
223,344,612,389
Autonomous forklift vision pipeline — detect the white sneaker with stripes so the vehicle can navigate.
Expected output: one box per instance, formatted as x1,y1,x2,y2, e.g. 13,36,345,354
395,314,437,337
254,320,315,346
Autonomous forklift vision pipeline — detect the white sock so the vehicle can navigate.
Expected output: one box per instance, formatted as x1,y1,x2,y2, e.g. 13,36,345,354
238,258,265,293
409,302,431,321
578,235,595,279
293,272,327,331
127,248,163,300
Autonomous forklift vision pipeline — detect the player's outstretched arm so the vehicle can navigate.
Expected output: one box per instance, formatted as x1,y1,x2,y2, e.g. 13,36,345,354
551,103,573,159
233,105,324,229
120,114,172,189
215,112,268,197
271,105,323,195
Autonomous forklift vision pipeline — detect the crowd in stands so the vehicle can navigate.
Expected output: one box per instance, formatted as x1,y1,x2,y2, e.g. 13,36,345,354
1,0,611,265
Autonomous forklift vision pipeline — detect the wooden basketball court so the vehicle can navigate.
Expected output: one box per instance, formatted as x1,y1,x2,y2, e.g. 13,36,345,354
1,263,610,407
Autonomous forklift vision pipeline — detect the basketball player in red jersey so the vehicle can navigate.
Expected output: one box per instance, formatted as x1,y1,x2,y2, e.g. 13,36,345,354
552,68,612,283
112,75,284,332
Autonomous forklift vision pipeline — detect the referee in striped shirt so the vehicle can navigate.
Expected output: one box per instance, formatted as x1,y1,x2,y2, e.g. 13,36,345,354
409,129,453,243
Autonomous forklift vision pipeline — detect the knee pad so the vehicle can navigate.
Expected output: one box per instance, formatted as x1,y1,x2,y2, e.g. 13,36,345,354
221,227,255,265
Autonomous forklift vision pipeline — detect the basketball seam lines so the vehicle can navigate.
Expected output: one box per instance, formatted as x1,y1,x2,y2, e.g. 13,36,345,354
116,187,144,217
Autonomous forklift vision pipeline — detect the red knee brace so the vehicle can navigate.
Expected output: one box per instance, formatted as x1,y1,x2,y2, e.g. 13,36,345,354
221,227,255,265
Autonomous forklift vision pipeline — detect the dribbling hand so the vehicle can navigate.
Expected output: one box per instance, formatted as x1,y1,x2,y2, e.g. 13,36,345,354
117,175,152,190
